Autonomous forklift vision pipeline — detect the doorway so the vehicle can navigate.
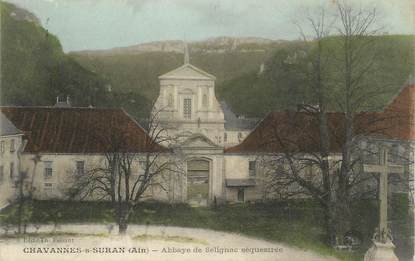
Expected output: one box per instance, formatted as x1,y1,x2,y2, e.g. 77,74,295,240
187,159,210,206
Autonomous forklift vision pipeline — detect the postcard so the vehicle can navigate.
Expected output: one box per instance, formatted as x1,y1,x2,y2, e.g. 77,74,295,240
0,0,414,260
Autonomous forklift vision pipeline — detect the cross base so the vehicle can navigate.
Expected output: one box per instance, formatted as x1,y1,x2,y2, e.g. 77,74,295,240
364,240,398,261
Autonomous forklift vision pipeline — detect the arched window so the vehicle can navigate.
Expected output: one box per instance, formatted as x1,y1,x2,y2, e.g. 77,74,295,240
168,93,174,107
202,94,208,107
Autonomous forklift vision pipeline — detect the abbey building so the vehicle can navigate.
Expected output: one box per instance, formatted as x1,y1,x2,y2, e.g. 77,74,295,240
152,60,260,205
0,59,413,208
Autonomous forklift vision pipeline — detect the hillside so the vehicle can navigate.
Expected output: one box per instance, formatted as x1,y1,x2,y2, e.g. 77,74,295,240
72,35,414,117
2,2,413,119
0,1,109,107
74,37,289,56
218,35,415,117
70,38,297,104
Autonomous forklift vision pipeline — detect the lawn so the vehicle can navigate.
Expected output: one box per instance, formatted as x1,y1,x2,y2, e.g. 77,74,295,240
0,195,412,261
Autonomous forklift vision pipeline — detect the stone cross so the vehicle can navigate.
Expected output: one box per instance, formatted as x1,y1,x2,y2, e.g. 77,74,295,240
363,147,404,243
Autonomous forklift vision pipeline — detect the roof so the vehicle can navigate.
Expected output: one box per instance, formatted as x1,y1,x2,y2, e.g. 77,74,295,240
159,63,216,80
225,179,256,187
226,83,415,154
0,107,167,154
0,111,22,136
220,101,259,130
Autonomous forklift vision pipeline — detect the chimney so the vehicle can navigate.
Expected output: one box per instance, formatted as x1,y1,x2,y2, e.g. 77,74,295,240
54,95,72,108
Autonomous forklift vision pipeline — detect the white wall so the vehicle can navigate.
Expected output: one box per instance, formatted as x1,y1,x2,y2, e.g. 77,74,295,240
21,154,102,200
20,153,174,202
0,134,23,208
224,154,265,202
224,155,253,179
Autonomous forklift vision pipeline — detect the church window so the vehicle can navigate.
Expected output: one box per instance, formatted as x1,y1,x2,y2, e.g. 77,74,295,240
183,98,192,119
249,161,256,176
168,93,174,107
202,94,208,107
224,133,227,143
44,161,53,180
76,161,85,175
0,141,4,153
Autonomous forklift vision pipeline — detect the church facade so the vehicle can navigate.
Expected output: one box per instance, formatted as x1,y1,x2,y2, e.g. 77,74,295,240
152,61,261,205
153,62,255,148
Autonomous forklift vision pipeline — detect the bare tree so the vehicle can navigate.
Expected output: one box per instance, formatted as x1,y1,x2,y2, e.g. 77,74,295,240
264,1,413,247
257,111,341,245
267,4,340,246
299,5,338,246
67,108,181,234
332,0,385,242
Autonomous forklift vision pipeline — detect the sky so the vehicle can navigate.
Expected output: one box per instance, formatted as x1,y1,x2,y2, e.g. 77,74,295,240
4,0,415,52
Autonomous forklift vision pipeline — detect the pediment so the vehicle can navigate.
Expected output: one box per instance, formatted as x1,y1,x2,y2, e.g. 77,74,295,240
179,88,194,94
180,134,220,149
159,64,216,80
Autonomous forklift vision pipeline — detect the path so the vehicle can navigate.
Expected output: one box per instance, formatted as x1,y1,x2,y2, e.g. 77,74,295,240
0,224,338,261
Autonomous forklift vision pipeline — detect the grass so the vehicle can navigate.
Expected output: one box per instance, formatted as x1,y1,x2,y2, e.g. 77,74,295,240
0,195,412,261
132,201,363,260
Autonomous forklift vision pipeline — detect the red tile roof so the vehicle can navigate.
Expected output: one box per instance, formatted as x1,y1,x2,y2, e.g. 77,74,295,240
225,84,415,154
0,107,167,154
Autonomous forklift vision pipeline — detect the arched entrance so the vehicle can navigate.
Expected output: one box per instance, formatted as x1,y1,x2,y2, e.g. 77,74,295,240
187,159,210,206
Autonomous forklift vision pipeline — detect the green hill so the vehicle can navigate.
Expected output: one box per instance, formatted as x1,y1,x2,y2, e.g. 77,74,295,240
0,1,110,107
0,2,153,118
1,1,413,119
71,35,414,118
218,35,415,117
69,39,296,104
